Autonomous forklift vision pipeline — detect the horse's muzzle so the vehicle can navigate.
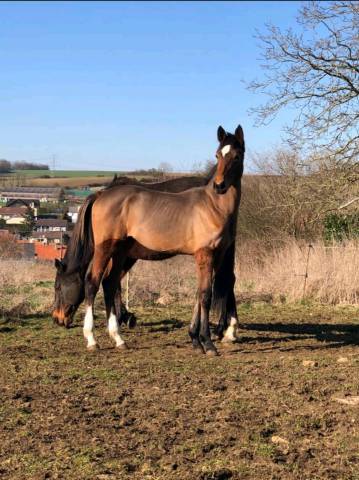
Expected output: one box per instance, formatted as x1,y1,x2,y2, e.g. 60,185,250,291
213,181,227,194
52,306,75,328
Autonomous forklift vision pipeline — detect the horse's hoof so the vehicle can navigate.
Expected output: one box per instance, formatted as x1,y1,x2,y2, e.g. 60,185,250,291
206,348,219,357
213,328,224,340
128,315,137,329
222,336,239,345
117,343,128,350
193,344,205,354
222,337,236,344
87,344,99,352
191,338,204,353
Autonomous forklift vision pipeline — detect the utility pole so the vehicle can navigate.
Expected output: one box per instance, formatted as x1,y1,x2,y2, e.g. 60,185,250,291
52,154,56,176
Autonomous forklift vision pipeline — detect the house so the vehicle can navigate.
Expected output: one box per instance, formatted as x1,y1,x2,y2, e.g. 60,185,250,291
15,240,66,260
6,199,39,216
34,242,66,260
30,230,71,245
0,229,17,239
67,205,81,223
0,186,63,203
0,206,27,225
34,218,68,232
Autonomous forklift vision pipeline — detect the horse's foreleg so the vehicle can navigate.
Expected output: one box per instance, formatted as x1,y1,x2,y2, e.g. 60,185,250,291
84,246,112,350
83,304,97,350
102,253,127,349
195,248,217,356
188,296,202,351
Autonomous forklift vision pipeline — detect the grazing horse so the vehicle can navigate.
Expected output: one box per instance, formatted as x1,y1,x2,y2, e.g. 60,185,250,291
75,124,244,355
53,173,239,341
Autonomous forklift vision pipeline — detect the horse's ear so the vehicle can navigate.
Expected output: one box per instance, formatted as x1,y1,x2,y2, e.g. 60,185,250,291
55,258,65,272
217,126,226,143
234,125,244,149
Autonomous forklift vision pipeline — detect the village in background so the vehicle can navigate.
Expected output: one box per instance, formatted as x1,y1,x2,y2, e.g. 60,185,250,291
0,160,172,261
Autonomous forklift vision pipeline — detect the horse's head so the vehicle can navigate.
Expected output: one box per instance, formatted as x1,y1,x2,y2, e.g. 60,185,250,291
214,124,245,194
52,259,84,328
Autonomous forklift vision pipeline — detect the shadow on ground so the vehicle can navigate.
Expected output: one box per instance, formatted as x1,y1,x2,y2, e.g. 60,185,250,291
240,321,359,347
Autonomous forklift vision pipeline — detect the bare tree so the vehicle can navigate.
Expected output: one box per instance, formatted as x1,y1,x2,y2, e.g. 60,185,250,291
248,1,359,165
158,161,173,179
0,159,11,173
247,146,359,239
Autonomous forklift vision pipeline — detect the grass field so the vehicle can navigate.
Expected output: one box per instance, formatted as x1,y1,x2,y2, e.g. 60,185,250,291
0,169,171,187
1,303,359,479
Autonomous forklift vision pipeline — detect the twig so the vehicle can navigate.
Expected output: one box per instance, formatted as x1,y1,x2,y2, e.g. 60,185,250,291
338,197,359,210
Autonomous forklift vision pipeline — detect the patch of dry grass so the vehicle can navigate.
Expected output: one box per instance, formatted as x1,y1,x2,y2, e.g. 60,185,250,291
0,239,358,320
128,256,197,306
237,239,359,304
0,260,54,318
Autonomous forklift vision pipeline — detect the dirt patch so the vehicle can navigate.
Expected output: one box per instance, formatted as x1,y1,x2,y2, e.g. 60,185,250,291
1,303,359,479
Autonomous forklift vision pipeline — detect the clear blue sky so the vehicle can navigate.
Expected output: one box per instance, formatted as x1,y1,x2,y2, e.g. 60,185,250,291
0,1,301,172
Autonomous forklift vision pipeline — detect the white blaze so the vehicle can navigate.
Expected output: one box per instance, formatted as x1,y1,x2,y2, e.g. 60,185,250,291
221,144,231,156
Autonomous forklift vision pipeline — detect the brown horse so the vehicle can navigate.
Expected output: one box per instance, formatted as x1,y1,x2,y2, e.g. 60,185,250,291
53,171,239,340
79,124,244,355
104,173,240,340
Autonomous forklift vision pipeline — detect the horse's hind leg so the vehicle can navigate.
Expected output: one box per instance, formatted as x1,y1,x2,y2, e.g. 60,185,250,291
115,258,137,329
222,289,239,343
213,243,236,340
83,244,113,350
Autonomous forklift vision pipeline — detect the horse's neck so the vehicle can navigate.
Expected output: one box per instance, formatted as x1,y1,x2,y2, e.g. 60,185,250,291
205,181,240,220
207,161,243,212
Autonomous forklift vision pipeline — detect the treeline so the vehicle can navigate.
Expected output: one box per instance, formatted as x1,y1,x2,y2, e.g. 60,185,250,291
237,148,359,245
0,159,49,173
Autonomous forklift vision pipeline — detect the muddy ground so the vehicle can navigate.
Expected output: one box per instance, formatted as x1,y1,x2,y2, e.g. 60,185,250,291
1,303,359,480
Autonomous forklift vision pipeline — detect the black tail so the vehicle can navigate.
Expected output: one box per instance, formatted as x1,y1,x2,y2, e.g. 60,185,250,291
63,193,99,274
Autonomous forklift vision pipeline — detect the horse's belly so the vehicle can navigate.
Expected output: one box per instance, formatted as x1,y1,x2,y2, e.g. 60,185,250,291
128,218,225,254
128,225,189,253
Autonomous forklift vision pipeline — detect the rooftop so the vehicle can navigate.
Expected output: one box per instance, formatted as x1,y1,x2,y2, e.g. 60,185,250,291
35,219,68,227
0,206,28,216
1,187,62,194
31,230,72,239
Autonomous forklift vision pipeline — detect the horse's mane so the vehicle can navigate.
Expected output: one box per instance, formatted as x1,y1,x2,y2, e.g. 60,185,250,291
106,166,216,192
62,193,97,274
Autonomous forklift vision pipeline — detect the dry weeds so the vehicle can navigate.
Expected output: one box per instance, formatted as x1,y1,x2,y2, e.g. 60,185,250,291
237,239,359,304
0,239,358,320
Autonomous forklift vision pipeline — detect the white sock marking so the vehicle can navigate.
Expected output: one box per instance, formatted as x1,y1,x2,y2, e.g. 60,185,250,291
108,312,125,347
223,316,238,342
83,305,97,348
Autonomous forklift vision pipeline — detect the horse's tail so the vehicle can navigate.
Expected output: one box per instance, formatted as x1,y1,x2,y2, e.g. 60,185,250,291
66,192,100,273
212,242,236,317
